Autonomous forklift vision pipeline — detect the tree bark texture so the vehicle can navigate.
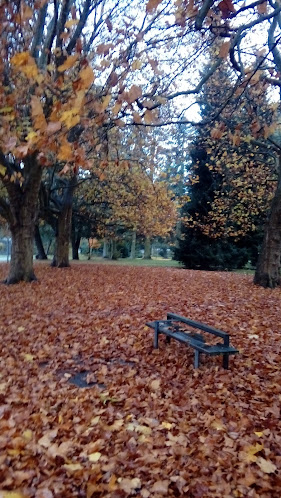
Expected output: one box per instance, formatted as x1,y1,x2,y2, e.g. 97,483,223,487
254,165,281,288
143,236,152,260
52,175,77,268
52,204,72,267
4,156,42,284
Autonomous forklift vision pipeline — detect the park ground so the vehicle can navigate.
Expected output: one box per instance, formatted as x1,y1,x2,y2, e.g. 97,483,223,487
0,262,281,497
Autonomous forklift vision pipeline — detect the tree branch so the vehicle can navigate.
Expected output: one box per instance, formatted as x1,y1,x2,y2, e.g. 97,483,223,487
30,3,48,61
56,0,73,49
268,14,281,73
195,0,214,31
67,0,92,53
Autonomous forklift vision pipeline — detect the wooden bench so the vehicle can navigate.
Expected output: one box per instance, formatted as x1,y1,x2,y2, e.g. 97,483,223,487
146,312,239,369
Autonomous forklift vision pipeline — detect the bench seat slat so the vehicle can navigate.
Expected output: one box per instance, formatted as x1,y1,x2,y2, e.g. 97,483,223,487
191,343,239,355
156,326,238,355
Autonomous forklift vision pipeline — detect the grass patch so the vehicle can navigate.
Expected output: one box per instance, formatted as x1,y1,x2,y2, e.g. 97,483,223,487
72,256,182,267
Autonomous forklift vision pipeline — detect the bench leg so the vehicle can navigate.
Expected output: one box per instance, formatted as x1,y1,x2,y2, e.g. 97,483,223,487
223,354,229,369
165,336,171,344
194,350,200,368
154,328,159,349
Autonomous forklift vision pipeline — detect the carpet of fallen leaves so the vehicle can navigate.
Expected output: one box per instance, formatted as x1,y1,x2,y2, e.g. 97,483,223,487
1,263,281,498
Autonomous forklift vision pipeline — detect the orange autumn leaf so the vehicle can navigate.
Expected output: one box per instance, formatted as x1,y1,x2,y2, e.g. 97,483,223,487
57,141,73,161
77,65,95,90
58,54,79,72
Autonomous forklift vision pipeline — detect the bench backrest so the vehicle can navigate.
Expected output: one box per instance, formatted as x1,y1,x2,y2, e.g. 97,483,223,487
167,312,229,344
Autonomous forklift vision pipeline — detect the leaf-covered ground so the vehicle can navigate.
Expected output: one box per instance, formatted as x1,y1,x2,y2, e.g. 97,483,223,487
1,263,281,498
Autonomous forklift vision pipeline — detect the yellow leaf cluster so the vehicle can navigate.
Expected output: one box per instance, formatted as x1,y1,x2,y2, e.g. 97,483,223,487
60,109,80,129
11,51,38,79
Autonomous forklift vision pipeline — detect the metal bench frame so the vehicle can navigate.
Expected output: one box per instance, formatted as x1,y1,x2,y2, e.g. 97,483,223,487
147,312,239,369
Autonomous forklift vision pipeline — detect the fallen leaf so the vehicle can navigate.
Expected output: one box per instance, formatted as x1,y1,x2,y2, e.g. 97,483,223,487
150,379,161,390
151,479,170,493
88,452,101,462
119,477,141,493
63,463,83,471
256,457,277,474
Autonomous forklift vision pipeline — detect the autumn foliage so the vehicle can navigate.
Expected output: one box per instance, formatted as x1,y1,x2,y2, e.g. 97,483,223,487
1,263,281,496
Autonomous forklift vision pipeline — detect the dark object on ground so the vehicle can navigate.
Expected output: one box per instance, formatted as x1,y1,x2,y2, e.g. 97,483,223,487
146,312,239,369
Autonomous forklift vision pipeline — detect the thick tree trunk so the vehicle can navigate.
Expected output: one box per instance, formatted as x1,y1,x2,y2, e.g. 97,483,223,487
7,221,36,284
143,236,152,260
4,156,42,284
52,205,72,267
52,175,77,268
130,229,137,259
254,165,281,288
34,224,48,260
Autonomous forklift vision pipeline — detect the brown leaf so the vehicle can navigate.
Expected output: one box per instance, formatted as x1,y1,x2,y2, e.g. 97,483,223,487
146,0,163,13
219,41,231,59
257,1,267,14
151,480,170,493
119,478,141,493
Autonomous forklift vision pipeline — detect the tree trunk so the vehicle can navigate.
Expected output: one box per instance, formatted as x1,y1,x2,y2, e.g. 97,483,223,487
52,175,77,268
143,236,152,259
103,238,109,258
109,239,118,260
72,233,81,260
34,224,48,260
175,219,182,250
130,229,137,259
254,162,281,288
4,156,42,284
52,204,72,267
71,218,81,260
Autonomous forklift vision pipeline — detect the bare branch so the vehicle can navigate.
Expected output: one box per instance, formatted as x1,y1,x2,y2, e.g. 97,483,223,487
56,0,73,49
268,14,281,73
30,3,48,60
67,0,92,54
195,0,214,30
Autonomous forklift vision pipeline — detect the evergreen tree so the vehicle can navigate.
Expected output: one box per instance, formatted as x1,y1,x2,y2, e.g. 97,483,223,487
174,53,263,270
